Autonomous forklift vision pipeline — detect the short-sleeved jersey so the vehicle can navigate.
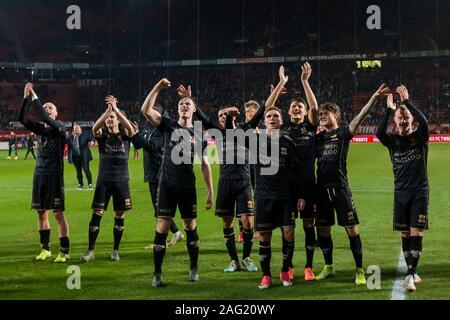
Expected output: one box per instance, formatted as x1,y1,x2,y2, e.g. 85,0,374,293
158,117,207,188
315,126,353,187
282,119,317,182
96,130,131,182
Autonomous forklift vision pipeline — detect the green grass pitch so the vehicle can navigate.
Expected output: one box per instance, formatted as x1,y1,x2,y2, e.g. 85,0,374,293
0,143,449,300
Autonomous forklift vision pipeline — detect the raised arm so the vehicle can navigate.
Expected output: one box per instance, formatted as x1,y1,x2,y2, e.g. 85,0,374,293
92,104,113,137
265,65,289,110
376,94,395,147
141,79,171,127
349,83,390,135
28,84,66,133
105,95,135,137
201,155,214,210
396,85,429,140
300,62,319,126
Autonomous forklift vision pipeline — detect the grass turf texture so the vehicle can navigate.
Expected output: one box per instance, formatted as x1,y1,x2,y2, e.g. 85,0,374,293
0,143,449,300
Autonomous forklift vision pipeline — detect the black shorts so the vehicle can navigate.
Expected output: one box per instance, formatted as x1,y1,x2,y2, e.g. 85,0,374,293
315,183,359,227
215,178,254,217
394,189,429,231
32,174,65,211
254,198,296,233
91,180,132,212
148,182,158,216
157,182,197,219
291,180,316,220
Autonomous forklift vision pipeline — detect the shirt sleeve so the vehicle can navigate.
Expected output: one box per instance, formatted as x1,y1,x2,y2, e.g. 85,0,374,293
17,98,47,135
404,99,429,144
376,108,394,147
158,116,173,133
343,126,354,142
305,119,318,132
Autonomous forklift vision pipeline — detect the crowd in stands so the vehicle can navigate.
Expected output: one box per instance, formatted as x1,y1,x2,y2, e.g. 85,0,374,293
4,59,448,133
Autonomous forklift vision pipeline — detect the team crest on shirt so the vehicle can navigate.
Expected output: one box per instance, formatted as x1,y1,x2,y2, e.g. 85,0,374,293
301,127,308,135
347,211,354,220
281,147,288,156
418,214,427,224
247,201,254,209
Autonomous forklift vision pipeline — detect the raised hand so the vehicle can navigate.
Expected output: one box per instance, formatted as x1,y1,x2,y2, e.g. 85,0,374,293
23,82,33,98
396,85,409,102
279,65,288,84
372,83,390,101
177,84,192,98
225,106,240,118
156,78,171,90
301,62,312,82
105,95,118,109
270,84,287,95
386,94,396,110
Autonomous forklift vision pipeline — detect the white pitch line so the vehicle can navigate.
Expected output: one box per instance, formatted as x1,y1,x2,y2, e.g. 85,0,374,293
390,248,408,300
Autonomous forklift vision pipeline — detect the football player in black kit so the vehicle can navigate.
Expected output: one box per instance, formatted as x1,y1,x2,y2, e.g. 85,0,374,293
314,84,390,285
244,66,296,289
141,78,214,287
175,83,261,274
81,95,135,262
281,62,319,281
131,107,184,250
18,82,70,263
376,85,429,292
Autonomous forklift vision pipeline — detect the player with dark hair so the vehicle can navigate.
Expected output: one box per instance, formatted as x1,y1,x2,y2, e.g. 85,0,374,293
280,62,319,281
7,132,18,160
18,82,70,262
131,106,184,250
242,66,296,289
314,84,389,285
24,132,36,160
141,79,214,287
81,95,135,262
376,85,429,292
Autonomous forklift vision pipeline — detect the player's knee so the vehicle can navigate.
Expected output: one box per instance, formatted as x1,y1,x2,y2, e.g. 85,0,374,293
260,231,272,242
410,228,424,237
282,227,295,242
222,217,234,228
302,219,314,228
114,211,125,219
183,218,196,230
156,217,171,233
345,226,358,237
37,210,48,219
240,215,253,229
53,211,65,220
319,227,331,237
